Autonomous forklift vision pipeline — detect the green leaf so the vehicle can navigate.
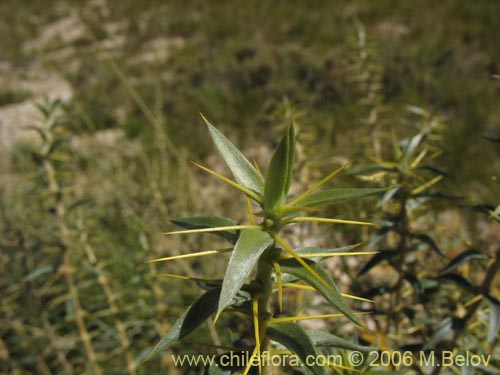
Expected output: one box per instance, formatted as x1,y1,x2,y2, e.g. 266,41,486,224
295,243,364,259
437,274,477,293
358,251,397,276
204,117,264,194
290,187,386,209
423,318,456,350
306,330,376,351
264,123,295,209
279,257,361,326
149,288,220,359
440,249,489,275
171,216,240,244
410,233,445,257
25,265,53,281
487,297,500,344
267,323,325,375
218,229,273,314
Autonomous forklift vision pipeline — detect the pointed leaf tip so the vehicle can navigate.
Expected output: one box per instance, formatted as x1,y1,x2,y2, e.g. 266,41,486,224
264,123,295,209
170,216,240,243
203,117,264,194
148,288,221,359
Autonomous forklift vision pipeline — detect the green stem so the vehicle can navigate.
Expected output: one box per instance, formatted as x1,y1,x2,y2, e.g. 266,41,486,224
430,247,500,375
393,186,409,341
254,249,274,375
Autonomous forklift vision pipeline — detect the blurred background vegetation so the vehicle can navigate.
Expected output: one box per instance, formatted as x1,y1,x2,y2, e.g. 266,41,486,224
0,1,499,374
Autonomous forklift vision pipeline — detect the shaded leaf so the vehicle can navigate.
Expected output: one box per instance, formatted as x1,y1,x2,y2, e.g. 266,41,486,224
218,229,273,314
358,251,397,276
436,274,477,293
360,285,395,299
264,124,295,209
410,233,445,257
279,257,361,326
484,136,500,144
413,191,461,200
402,273,439,299
171,216,240,244
149,288,221,358
417,165,454,179
440,249,489,275
295,243,364,259
459,203,495,214
291,187,386,209
348,164,395,175
423,317,462,350
267,323,325,375
306,330,376,351
201,361,234,375
205,118,264,194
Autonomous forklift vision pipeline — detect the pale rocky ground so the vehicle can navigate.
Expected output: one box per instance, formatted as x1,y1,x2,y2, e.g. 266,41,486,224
0,7,183,161
0,63,73,154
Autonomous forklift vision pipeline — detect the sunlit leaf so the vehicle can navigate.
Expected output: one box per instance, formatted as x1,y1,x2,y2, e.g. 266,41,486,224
294,243,366,260
267,323,325,375
406,105,430,118
487,297,500,344
203,115,264,194
402,133,423,157
264,123,295,209
217,229,273,316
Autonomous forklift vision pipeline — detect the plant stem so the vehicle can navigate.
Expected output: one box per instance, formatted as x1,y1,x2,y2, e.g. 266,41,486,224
42,126,102,375
79,227,136,375
255,250,274,375
430,247,500,375
392,186,410,341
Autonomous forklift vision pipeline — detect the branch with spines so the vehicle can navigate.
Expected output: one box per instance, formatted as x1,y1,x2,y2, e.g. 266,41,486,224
147,115,389,374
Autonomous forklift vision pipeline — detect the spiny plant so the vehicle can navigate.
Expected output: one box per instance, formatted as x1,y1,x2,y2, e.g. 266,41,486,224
355,107,450,343
147,116,389,375
346,18,386,160
354,107,500,373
